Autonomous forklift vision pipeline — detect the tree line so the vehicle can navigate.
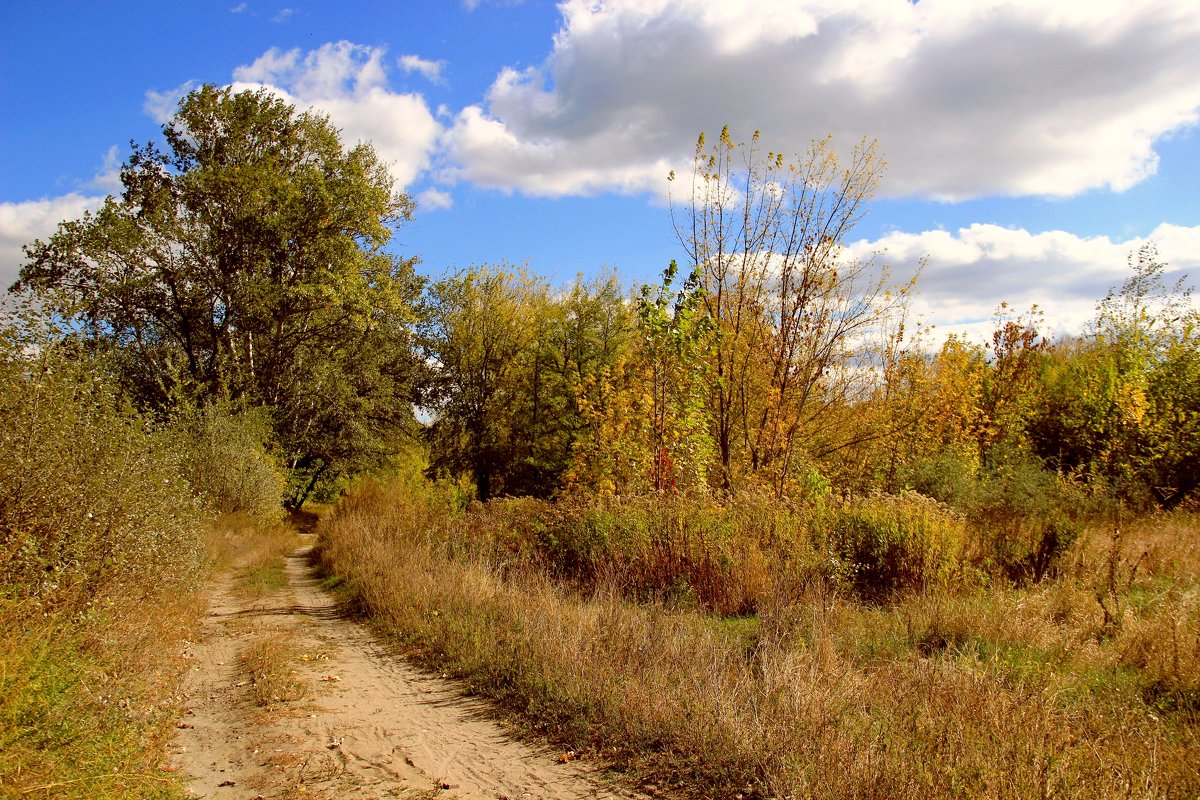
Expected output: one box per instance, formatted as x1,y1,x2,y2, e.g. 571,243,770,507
11,86,1198,511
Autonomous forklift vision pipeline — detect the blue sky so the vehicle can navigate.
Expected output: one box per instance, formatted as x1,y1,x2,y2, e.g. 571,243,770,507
3,0,1198,341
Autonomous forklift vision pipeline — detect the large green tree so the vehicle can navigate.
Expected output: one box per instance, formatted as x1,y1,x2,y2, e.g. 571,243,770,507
12,85,424,506
420,266,631,500
420,264,544,500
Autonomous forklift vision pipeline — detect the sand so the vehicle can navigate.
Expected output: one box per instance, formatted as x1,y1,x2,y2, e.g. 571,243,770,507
170,536,640,800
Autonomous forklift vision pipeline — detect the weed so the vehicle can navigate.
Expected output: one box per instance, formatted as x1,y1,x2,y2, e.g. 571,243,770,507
240,633,308,707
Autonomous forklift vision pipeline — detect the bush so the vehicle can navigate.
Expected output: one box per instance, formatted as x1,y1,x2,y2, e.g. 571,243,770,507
812,493,969,601
970,450,1090,583
175,404,286,520
903,446,1090,585
900,450,980,509
385,488,798,616
0,327,206,609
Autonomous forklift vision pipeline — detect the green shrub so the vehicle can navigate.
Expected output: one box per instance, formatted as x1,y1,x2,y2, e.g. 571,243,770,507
416,490,791,616
812,493,969,601
900,450,980,509
903,446,1090,585
0,327,205,609
175,403,286,520
970,450,1090,583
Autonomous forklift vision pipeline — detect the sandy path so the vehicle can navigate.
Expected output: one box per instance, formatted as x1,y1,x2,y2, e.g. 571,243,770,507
170,537,640,800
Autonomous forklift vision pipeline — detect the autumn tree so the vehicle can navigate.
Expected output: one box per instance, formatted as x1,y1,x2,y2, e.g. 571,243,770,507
12,85,424,507
565,262,713,495
1031,244,1199,507
976,304,1050,466
519,272,631,492
421,264,542,500
670,127,907,494
865,330,988,495
422,266,632,499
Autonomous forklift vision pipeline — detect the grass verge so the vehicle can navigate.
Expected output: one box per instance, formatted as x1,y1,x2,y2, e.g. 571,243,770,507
1,513,303,799
317,479,1200,799
0,591,202,799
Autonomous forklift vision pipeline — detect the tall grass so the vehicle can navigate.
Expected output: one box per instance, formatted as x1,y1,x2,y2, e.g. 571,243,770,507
0,590,202,799
206,513,303,599
240,633,309,707
388,488,967,615
318,478,1200,799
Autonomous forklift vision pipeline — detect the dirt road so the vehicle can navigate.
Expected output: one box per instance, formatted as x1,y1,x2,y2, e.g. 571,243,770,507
170,537,640,800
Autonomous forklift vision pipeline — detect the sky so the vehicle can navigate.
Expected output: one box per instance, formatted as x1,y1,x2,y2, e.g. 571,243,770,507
2,0,1199,343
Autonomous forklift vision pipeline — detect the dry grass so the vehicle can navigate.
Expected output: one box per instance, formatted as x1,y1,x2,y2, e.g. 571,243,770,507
0,586,203,799
240,632,309,707
317,479,1200,799
205,512,304,599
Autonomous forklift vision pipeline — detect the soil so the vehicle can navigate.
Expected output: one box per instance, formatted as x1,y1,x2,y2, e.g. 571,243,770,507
169,536,641,800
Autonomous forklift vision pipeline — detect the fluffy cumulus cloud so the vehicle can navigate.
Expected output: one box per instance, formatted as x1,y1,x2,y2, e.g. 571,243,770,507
443,0,1200,199
848,222,1200,341
232,42,442,189
0,194,101,293
87,146,124,193
144,80,197,124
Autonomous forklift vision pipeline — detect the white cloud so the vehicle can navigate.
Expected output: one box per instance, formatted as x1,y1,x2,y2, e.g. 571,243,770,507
417,187,454,212
144,80,197,124
230,2,247,12
444,0,1200,200
0,194,102,293
272,7,295,23
86,146,123,193
235,42,387,98
443,105,673,196
848,222,1200,342
232,42,441,189
399,54,447,85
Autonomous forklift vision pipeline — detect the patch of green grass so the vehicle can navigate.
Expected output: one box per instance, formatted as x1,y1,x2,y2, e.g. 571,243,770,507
0,602,189,799
236,559,290,598
711,614,758,649
1125,577,1176,611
